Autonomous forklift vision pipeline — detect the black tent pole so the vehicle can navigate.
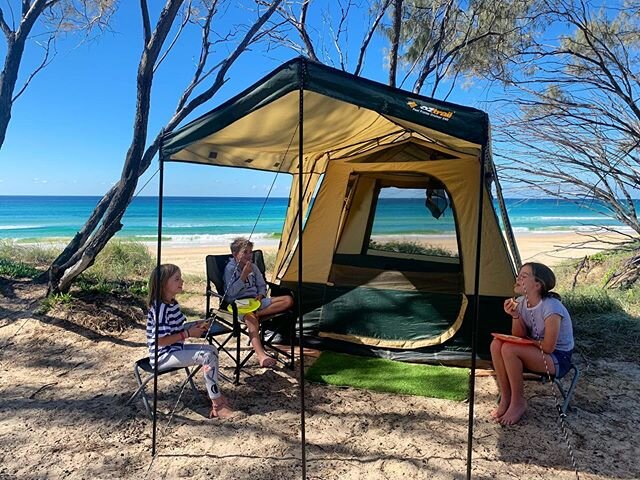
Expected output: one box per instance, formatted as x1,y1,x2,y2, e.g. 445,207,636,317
297,57,307,480
466,139,487,479
152,157,165,456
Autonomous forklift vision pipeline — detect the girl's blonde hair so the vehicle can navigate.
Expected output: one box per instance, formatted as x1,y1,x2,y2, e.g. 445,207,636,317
147,263,180,307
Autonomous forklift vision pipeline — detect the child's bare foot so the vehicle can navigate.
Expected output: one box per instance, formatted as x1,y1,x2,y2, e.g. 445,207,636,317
491,398,510,420
499,399,527,425
258,355,277,368
209,396,235,420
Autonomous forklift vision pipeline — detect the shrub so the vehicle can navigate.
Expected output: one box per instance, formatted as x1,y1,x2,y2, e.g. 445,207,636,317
0,239,59,267
560,286,624,314
368,240,457,257
0,258,40,279
263,250,277,275
85,240,155,283
38,292,73,314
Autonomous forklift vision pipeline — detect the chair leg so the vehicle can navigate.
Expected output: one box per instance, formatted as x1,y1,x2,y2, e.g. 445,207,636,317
235,327,241,385
556,365,580,414
129,365,153,419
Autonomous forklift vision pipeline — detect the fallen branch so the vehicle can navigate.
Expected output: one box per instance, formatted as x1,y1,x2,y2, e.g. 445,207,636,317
28,382,58,399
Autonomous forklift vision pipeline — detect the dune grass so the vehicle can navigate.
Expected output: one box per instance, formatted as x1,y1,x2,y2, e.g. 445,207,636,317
306,351,469,400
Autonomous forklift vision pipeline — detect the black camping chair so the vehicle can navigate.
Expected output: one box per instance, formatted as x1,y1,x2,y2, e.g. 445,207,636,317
205,250,295,384
525,363,580,415
126,357,200,419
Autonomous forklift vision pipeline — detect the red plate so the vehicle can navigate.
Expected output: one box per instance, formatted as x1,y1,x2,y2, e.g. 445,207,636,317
491,333,536,345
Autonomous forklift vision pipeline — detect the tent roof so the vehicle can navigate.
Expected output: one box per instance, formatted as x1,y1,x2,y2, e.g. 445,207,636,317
161,57,489,173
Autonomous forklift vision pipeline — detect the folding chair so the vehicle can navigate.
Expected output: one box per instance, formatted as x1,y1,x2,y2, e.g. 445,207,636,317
126,357,200,419
205,250,296,384
525,363,580,415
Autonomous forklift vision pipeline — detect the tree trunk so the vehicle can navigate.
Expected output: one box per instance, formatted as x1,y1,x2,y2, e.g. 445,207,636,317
388,0,402,88
46,0,284,294
605,250,640,289
47,0,185,294
0,0,54,149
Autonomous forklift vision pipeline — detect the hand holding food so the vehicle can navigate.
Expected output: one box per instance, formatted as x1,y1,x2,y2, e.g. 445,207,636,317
503,297,519,317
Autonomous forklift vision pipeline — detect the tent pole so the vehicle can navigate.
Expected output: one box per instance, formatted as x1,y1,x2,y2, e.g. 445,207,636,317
152,157,165,456
466,141,487,478
297,57,307,480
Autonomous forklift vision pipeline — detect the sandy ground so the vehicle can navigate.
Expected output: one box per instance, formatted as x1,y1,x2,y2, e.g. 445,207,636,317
1,232,639,479
158,230,628,276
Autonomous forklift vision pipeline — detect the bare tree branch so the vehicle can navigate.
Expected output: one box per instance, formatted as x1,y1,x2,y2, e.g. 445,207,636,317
353,0,391,76
0,8,13,38
12,33,55,102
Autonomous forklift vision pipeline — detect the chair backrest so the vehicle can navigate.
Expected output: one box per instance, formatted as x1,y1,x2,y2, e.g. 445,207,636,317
252,249,266,277
205,249,267,298
205,254,231,297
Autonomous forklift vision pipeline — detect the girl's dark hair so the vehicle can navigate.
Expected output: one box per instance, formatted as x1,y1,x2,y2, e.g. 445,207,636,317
147,263,180,307
522,262,561,300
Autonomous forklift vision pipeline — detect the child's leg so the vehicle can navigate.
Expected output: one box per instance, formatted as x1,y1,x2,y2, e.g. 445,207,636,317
244,313,276,367
159,344,222,400
490,338,511,420
499,344,555,425
255,295,293,319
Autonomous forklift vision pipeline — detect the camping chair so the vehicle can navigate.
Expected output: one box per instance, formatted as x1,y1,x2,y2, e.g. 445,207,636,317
126,357,200,419
205,250,296,384
525,363,580,415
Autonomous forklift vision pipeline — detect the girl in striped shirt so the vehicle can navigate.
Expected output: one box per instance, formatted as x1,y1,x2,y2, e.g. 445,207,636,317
147,264,234,419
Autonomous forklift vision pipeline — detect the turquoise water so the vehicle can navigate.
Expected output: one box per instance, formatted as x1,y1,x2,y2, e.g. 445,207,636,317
0,196,633,244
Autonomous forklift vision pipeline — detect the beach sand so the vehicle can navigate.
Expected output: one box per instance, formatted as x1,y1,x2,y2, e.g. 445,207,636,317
158,230,627,276
1,230,638,479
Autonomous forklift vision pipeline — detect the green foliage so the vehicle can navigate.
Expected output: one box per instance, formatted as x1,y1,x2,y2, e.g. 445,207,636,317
263,250,277,275
572,312,640,363
85,240,154,283
0,239,59,266
560,287,624,315
38,292,73,314
0,258,40,279
380,0,541,93
554,249,640,362
369,240,457,257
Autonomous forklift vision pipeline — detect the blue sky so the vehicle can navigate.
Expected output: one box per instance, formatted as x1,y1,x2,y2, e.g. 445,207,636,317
0,1,497,198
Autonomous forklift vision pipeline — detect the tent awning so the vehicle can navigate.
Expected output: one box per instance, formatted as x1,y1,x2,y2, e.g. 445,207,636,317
160,57,489,173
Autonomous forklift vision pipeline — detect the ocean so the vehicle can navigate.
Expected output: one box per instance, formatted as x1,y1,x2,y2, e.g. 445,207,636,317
0,196,633,245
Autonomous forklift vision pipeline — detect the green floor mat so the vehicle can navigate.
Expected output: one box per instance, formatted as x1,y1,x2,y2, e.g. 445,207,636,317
305,351,469,400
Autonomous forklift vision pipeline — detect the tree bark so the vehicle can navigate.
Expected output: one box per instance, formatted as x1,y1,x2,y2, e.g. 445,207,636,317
605,250,640,289
47,0,284,294
388,0,402,88
0,0,56,149
48,0,185,293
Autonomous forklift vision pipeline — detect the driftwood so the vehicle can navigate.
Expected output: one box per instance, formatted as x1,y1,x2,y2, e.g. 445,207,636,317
606,251,640,289
572,255,589,290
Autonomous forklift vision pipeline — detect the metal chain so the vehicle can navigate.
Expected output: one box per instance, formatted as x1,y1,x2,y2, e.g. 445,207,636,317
522,287,580,479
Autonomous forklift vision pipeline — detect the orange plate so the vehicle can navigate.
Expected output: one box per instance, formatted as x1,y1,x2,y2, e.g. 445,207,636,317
491,333,536,345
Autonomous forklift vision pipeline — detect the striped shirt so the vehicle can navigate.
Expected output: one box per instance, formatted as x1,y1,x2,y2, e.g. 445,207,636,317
146,301,186,366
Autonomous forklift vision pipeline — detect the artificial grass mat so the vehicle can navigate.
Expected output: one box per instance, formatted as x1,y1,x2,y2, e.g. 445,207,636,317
305,351,469,401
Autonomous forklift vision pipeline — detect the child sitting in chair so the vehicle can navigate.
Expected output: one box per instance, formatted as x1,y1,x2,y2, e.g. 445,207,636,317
147,263,234,419
223,237,294,368
490,262,574,425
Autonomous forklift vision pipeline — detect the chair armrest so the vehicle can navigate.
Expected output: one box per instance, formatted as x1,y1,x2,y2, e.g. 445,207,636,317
206,288,224,301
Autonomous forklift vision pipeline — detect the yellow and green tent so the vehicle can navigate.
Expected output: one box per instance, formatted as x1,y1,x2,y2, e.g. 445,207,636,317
160,57,520,362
